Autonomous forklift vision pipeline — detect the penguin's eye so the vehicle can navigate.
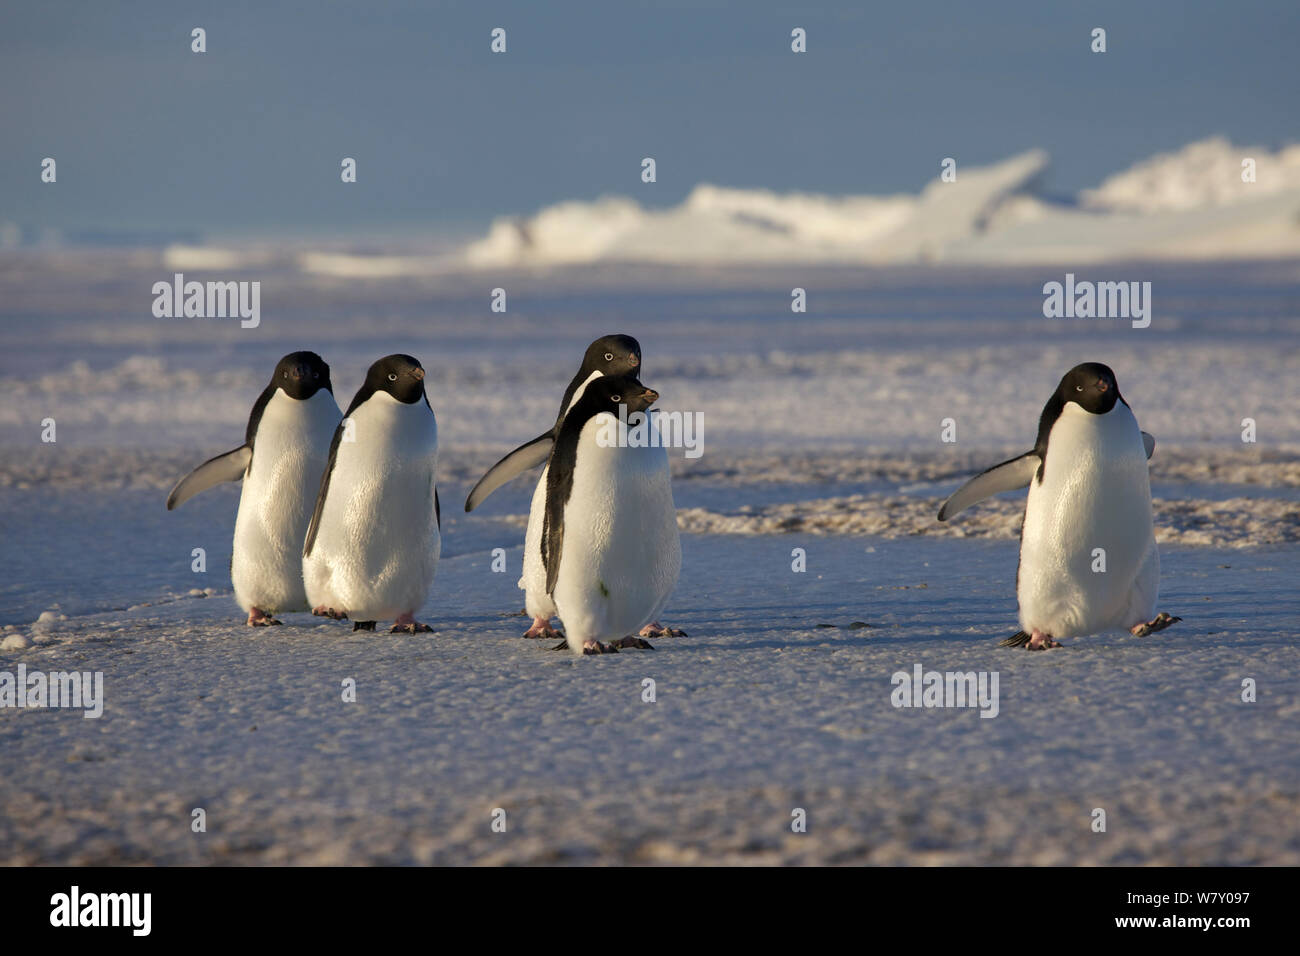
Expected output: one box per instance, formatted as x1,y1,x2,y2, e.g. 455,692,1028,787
313,371,319,379
604,352,614,361
388,373,398,382
611,395,621,403
283,371,288,378
1076,385,1083,392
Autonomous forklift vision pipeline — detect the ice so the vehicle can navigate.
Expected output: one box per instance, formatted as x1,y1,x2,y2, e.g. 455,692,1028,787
462,138,1300,267
0,239,1296,865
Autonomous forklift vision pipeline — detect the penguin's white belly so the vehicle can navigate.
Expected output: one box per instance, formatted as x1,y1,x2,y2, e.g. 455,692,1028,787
519,468,555,619
303,397,440,621
552,421,680,647
1018,403,1157,638
231,390,339,613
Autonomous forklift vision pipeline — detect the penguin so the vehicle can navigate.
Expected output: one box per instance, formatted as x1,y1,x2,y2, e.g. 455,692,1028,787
302,354,441,633
542,374,681,655
464,335,685,641
464,334,642,513
166,351,341,626
938,362,1179,649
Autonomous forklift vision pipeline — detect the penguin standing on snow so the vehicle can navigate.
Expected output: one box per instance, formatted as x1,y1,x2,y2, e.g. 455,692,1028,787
303,354,441,633
464,334,684,642
542,374,681,655
938,362,1180,649
167,351,341,626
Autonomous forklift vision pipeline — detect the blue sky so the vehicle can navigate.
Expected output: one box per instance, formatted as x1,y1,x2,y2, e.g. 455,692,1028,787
2,0,1297,237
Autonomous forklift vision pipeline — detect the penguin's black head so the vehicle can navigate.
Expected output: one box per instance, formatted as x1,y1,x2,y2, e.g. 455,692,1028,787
366,353,427,405
585,373,658,415
581,334,642,377
1059,362,1120,414
272,351,332,400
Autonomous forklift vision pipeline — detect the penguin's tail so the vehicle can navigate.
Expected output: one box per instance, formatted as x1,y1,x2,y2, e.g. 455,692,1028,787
998,630,1032,648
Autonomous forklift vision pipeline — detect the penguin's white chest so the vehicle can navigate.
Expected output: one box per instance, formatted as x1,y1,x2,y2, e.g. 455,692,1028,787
303,394,440,621
551,413,681,649
232,389,340,613
1018,402,1158,637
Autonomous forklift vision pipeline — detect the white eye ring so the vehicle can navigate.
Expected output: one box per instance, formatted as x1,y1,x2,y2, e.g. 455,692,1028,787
1076,385,1083,391
611,395,621,403
388,373,398,382
604,352,614,361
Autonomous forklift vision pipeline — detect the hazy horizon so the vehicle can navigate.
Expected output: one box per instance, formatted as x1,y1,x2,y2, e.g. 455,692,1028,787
3,0,1298,239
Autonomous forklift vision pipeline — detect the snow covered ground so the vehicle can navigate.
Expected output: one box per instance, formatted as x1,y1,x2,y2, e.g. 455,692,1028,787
1,252,1297,864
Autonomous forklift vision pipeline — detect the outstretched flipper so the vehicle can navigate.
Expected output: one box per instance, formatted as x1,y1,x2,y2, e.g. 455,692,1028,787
1141,431,1155,459
937,451,1041,521
464,431,554,512
166,445,252,510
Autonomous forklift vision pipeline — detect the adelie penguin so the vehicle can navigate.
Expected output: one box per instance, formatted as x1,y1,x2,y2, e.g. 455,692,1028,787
464,334,684,642
542,374,681,655
166,351,341,626
938,362,1180,649
303,354,441,633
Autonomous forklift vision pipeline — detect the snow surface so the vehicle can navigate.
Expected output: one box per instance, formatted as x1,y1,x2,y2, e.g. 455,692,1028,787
1,253,1297,864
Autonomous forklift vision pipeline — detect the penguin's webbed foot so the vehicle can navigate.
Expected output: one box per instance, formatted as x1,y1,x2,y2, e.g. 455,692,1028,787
523,617,565,640
1026,629,1062,650
611,636,655,650
1130,612,1181,637
550,639,569,651
582,640,619,655
391,613,433,634
246,608,282,627
312,606,348,621
352,620,376,632
639,621,686,638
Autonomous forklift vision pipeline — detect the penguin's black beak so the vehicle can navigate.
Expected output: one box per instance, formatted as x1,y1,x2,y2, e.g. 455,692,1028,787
1096,379,1109,392
411,367,425,381
641,387,659,404
628,353,640,368
291,364,307,381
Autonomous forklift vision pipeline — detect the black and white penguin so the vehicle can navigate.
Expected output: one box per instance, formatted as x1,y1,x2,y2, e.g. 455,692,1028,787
464,334,685,642
938,362,1179,649
166,351,340,626
541,374,681,655
302,354,441,633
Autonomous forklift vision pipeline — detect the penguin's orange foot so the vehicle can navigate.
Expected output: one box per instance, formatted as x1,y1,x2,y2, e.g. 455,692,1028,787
312,606,348,620
391,613,432,634
523,617,564,640
1027,629,1063,650
247,607,282,627
582,640,619,655
638,621,686,638
1131,612,1181,637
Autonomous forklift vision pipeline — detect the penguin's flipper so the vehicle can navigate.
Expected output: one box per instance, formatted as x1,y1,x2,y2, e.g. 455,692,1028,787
464,431,554,512
165,445,252,510
998,630,1033,648
937,452,1040,521
1141,431,1155,459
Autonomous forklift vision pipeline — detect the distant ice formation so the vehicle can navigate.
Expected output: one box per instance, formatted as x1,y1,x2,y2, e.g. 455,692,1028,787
464,138,1300,267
